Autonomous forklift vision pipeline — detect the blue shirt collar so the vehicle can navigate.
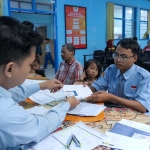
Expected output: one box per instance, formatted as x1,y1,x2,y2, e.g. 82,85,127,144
0,86,12,98
116,64,136,80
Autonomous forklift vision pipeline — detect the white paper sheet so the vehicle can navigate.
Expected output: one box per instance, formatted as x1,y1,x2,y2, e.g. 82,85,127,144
67,102,106,116
29,89,67,104
63,85,93,100
102,132,149,150
118,119,150,133
52,121,105,150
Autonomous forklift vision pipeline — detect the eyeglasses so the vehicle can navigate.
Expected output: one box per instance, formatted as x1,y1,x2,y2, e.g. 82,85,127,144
112,53,135,62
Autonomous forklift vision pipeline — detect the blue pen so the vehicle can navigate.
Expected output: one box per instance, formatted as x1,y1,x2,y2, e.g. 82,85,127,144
72,134,82,148
65,135,73,149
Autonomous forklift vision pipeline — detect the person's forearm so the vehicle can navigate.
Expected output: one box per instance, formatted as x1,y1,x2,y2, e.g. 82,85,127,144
9,84,40,102
110,94,146,113
44,102,70,131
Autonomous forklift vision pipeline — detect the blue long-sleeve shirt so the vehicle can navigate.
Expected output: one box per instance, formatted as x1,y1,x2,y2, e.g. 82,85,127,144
0,84,70,150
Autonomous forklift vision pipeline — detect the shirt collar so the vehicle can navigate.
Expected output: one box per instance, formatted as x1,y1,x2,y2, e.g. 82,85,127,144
65,58,75,65
116,64,135,80
0,86,12,98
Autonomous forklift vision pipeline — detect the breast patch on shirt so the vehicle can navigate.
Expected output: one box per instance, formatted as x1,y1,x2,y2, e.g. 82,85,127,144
131,86,137,90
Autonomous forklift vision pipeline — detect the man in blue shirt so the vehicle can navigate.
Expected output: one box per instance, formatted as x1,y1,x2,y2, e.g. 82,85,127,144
87,38,150,113
0,16,79,150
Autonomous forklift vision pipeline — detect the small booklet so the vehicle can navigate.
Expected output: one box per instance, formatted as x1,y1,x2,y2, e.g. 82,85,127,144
67,102,106,116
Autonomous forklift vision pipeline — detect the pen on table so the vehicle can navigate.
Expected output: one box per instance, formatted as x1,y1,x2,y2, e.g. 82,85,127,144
65,135,73,149
102,142,114,147
72,134,82,148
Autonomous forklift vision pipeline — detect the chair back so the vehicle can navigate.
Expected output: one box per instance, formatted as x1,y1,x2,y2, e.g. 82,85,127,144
93,50,106,63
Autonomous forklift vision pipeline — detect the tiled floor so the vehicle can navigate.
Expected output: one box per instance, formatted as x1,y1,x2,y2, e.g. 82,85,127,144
40,64,55,79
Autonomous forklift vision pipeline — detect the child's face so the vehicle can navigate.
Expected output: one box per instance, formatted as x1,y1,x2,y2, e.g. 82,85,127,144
31,61,40,70
86,63,98,79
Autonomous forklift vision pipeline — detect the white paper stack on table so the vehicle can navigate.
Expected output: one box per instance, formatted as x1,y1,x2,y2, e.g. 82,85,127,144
109,119,150,149
23,121,149,150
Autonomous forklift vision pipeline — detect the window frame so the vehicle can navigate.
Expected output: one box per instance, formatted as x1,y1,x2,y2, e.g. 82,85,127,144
139,9,148,40
114,4,136,40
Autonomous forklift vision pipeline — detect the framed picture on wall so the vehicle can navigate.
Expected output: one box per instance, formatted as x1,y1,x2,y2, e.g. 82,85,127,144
64,5,87,49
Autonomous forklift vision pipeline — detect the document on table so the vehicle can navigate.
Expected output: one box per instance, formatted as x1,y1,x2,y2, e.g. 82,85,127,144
63,85,93,100
29,89,67,104
99,132,149,150
67,102,106,116
28,121,106,150
25,106,49,116
110,119,150,149
29,85,93,105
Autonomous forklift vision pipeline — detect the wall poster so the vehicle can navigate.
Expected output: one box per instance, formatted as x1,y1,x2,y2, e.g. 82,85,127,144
64,5,87,49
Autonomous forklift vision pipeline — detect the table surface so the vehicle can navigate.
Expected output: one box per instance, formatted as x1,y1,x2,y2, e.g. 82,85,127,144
20,99,150,133
22,75,150,133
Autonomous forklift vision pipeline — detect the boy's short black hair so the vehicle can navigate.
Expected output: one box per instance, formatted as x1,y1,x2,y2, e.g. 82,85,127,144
0,16,43,67
117,38,140,55
22,21,34,30
34,55,40,64
132,36,138,41
45,38,49,41
62,43,75,56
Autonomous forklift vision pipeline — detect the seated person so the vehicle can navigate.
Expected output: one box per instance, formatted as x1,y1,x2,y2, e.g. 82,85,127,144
143,40,150,52
55,43,83,85
86,38,150,113
75,59,102,85
105,39,116,54
105,39,116,66
30,55,46,77
0,16,79,149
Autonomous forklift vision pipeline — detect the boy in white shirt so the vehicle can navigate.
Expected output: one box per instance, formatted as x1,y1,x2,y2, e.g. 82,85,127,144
43,38,54,69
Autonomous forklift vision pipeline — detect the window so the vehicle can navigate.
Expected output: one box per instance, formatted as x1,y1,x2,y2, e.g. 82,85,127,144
114,5,136,39
140,10,148,39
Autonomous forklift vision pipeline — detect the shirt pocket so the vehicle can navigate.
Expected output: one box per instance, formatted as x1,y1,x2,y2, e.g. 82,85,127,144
125,87,137,99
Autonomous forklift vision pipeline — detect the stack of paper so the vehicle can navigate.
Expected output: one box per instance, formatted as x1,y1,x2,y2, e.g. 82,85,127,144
28,121,105,150
67,102,106,116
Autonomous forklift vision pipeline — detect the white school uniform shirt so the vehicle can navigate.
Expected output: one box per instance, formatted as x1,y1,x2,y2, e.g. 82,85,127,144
0,84,70,150
92,64,150,112
45,44,51,53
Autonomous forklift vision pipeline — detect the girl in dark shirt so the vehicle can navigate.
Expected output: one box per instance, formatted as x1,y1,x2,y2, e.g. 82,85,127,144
78,59,102,85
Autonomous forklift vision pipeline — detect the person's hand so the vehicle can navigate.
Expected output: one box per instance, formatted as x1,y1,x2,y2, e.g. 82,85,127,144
66,96,80,109
86,91,112,103
39,79,63,92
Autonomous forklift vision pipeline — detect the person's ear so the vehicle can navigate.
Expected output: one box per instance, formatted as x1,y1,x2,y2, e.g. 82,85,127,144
133,55,138,62
4,62,15,78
